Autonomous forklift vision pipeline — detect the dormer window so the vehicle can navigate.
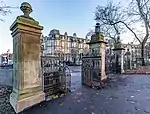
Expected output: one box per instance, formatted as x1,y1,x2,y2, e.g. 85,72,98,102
73,33,77,37
64,32,68,36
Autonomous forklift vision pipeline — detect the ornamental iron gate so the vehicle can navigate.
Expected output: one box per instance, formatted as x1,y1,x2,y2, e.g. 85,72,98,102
41,56,71,100
105,48,115,74
82,48,114,88
82,56,101,87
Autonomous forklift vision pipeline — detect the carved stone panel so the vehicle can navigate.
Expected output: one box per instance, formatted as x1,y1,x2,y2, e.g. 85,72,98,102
23,61,41,89
21,34,40,61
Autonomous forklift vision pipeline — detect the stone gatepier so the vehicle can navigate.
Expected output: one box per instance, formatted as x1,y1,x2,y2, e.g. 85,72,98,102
9,2,45,113
82,23,107,87
113,36,125,74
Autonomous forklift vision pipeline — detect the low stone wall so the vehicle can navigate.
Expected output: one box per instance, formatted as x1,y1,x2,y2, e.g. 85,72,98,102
124,66,150,75
0,68,12,87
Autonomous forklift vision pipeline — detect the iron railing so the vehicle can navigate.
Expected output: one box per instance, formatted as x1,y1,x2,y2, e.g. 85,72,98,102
41,56,71,100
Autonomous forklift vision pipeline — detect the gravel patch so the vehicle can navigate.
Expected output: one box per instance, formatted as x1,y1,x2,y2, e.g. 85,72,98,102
0,86,15,114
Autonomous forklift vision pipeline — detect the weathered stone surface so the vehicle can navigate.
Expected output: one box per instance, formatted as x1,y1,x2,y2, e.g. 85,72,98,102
82,32,108,88
113,48,125,74
100,41,107,80
9,2,45,113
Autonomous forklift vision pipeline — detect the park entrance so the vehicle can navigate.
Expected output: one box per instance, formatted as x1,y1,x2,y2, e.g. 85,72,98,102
9,2,124,113
41,56,71,100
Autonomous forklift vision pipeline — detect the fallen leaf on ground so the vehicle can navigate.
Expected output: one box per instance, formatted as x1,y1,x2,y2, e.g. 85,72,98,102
90,106,94,109
60,103,63,106
144,110,150,113
77,100,80,102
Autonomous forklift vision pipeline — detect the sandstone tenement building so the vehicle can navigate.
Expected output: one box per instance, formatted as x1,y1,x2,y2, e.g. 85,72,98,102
42,29,90,64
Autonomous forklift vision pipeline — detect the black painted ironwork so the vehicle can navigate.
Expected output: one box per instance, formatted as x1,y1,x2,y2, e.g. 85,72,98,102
81,47,103,87
41,56,71,100
82,56,101,87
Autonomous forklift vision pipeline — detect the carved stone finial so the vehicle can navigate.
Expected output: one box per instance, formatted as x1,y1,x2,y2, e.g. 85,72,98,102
20,2,32,17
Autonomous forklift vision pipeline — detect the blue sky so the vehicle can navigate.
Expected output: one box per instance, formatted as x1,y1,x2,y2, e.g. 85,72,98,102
0,0,131,53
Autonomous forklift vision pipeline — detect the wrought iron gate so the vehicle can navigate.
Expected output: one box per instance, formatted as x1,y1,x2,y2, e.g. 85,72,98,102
105,48,116,74
82,56,101,87
82,48,114,88
41,56,71,100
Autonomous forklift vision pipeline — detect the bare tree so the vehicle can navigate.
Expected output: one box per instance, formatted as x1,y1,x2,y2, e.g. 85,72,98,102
0,1,18,21
95,0,150,66
86,29,95,40
126,0,150,66
95,1,126,43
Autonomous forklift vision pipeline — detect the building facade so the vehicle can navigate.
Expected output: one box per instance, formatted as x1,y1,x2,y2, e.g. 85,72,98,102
0,52,13,65
42,29,90,64
122,42,150,67
107,38,150,69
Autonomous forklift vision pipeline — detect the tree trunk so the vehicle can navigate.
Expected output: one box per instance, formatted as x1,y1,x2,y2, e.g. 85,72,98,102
141,43,145,66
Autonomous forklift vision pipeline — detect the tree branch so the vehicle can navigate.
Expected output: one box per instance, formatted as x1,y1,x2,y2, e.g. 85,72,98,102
0,1,19,22
136,0,149,44
112,21,142,43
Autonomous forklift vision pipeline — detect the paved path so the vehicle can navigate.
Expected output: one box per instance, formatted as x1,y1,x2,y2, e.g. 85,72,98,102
0,68,12,86
69,66,81,91
1,66,150,114
22,75,150,114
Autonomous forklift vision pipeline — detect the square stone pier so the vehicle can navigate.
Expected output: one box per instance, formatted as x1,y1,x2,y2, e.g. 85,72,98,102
9,2,45,113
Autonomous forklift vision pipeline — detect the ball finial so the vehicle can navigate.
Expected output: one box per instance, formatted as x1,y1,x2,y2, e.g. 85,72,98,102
20,2,32,17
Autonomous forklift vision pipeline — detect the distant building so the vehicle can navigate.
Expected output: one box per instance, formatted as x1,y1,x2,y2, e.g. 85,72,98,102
107,38,150,68
42,29,90,64
0,51,13,65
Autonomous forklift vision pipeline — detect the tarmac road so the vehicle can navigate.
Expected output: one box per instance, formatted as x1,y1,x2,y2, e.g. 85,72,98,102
1,66,150,114
0,68,12,86
22,74,150,114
